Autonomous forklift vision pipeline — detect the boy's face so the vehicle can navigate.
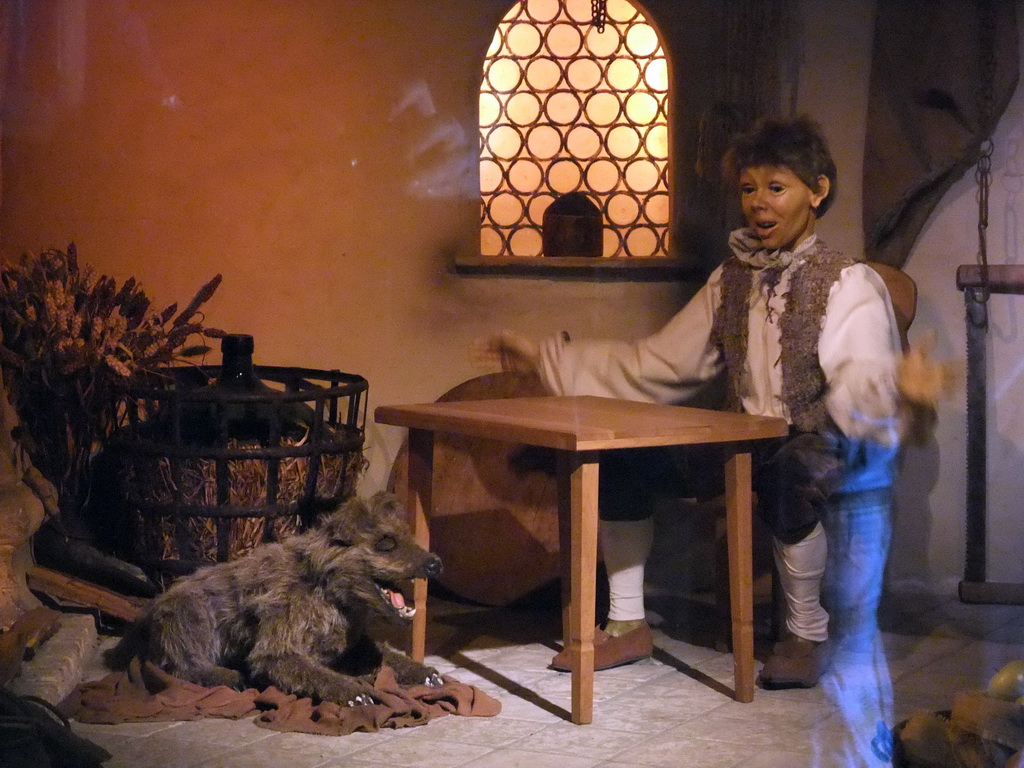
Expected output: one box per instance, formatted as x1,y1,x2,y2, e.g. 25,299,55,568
738,165,830,253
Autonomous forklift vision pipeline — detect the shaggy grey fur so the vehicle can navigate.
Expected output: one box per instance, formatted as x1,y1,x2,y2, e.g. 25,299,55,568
105,492,443,705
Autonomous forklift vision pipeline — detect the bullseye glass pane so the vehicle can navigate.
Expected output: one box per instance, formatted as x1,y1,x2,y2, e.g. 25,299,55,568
645,192,670,225
625,226,658,256
546,91,582,124
525,57,562,90
509,159,543,193
525,0,559,24
490,192,525,226
584,25,620,58
584,158,620,194
584,92,621,126
507,92,542,126
566,58,602,91
566,125,602,159
488,125,523,159
548,159,582,193
644,124,668,159
607,0,639,23
509,227,542,257
480,226,504,256
487,58,522,91
603,227,621,257
607,125,641,159
608,192,641,225
528,194,555,225
506,22,543,57
526,124,562,159
644,58,668,92
486,31,502,57
480,92,501,127
545,23,583,58
607,58,641,90
624,159,660,192
625,91,659,124
480,159,503,194
564,0,593,23
625,23,659,56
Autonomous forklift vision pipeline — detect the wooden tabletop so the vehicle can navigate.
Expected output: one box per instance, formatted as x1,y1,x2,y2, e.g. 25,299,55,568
375,395,788,451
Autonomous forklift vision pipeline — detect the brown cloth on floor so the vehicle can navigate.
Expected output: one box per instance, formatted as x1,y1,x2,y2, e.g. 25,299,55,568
59,658,501,736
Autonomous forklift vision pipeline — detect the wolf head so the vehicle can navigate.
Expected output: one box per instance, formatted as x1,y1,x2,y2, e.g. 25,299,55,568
292,491,442,623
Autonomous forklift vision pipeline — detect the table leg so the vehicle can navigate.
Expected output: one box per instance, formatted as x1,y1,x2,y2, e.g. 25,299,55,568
557,450,600,725
723,449,754,702
405,428,434,663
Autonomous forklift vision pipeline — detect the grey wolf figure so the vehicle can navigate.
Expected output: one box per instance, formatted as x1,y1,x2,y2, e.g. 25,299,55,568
105,492,443,705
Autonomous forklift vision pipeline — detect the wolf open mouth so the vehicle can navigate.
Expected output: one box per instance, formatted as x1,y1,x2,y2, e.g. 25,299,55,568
376,582,416,619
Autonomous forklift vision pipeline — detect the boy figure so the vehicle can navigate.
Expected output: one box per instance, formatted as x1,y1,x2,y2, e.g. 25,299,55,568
479,116,907,689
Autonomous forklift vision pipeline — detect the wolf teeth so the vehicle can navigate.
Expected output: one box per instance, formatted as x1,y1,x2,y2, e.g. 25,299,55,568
377,584,416,617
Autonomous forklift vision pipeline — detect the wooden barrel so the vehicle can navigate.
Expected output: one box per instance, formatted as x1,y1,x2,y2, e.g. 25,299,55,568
388,372,562,606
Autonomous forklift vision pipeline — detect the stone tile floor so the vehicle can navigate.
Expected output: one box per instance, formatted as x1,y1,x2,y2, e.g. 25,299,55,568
55,589,1024,768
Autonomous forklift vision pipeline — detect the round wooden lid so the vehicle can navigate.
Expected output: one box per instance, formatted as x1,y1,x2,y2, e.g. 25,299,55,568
388,372,561,606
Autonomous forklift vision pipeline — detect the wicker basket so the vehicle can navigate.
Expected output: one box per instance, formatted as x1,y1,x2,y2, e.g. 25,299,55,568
111,364,368,588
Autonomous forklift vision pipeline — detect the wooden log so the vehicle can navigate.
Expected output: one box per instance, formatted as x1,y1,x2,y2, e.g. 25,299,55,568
26,566,147,623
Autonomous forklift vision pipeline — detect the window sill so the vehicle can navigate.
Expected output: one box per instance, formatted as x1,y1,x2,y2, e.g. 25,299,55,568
454,255,706,282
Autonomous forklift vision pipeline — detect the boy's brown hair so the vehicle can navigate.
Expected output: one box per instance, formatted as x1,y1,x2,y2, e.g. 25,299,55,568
722,115,838,217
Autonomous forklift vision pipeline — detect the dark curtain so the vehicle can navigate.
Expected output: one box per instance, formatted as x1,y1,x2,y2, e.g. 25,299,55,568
863,0,1019,268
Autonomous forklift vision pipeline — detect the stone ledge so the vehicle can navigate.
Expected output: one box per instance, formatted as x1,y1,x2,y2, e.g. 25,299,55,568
8,612,99,705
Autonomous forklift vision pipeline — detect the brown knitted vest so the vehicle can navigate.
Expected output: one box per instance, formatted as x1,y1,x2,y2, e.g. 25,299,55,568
711,241,855,432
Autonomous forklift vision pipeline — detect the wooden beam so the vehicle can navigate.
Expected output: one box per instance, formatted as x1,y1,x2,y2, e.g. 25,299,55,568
27,566,148,623
956,264,1024,294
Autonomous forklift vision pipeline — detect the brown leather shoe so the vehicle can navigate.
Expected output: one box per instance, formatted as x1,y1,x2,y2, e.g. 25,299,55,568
757,635,831,690
550,623,654,672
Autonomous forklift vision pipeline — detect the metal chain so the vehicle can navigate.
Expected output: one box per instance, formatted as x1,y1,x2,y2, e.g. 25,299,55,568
975,0,997,302
591,0,607,32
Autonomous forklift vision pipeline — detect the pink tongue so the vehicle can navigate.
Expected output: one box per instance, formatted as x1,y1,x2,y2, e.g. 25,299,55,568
389,590,406,610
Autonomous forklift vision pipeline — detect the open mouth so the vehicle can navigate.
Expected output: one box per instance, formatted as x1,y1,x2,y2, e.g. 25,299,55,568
376,582,416,619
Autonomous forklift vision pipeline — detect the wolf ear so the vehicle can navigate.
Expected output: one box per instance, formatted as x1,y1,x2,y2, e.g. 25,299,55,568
368,491,403,518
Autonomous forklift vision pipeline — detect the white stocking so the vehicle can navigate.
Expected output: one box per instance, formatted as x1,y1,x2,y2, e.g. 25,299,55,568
601,518,654,622
773,522,829,642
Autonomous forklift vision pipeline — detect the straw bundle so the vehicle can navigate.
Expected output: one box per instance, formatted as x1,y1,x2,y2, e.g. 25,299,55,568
120,432,366,581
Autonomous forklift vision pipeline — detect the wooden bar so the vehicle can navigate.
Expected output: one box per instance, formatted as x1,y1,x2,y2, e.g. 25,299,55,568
406,428,433,662
956,264,1024,294
565,450,599,725
724,450,755,702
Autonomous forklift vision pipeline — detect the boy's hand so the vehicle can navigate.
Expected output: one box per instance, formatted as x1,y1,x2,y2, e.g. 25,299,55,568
896,331,959,445
897,331,957,406
470,330,540,374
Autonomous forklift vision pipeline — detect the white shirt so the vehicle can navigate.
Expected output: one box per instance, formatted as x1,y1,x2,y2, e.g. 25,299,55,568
538,235,903,444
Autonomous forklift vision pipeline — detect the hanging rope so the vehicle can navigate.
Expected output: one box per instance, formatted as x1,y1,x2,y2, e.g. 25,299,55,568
591,0,607,32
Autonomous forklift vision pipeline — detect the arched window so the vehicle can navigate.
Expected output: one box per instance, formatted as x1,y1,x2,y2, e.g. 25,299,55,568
480,0,669,260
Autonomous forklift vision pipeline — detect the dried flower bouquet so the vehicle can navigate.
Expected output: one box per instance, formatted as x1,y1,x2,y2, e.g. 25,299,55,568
0,243,224,523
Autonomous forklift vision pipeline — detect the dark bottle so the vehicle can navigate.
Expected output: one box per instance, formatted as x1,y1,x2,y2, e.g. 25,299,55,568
211,334,313,444
216,334,272,442
217,334,263,391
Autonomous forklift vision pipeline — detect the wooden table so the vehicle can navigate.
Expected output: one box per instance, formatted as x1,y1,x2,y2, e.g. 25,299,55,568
375,395,788,724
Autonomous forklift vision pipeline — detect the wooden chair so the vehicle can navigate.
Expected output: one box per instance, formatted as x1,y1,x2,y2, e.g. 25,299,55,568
865,260,917,351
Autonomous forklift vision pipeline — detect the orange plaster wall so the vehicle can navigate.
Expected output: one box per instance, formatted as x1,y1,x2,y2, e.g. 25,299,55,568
0,0,690,492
